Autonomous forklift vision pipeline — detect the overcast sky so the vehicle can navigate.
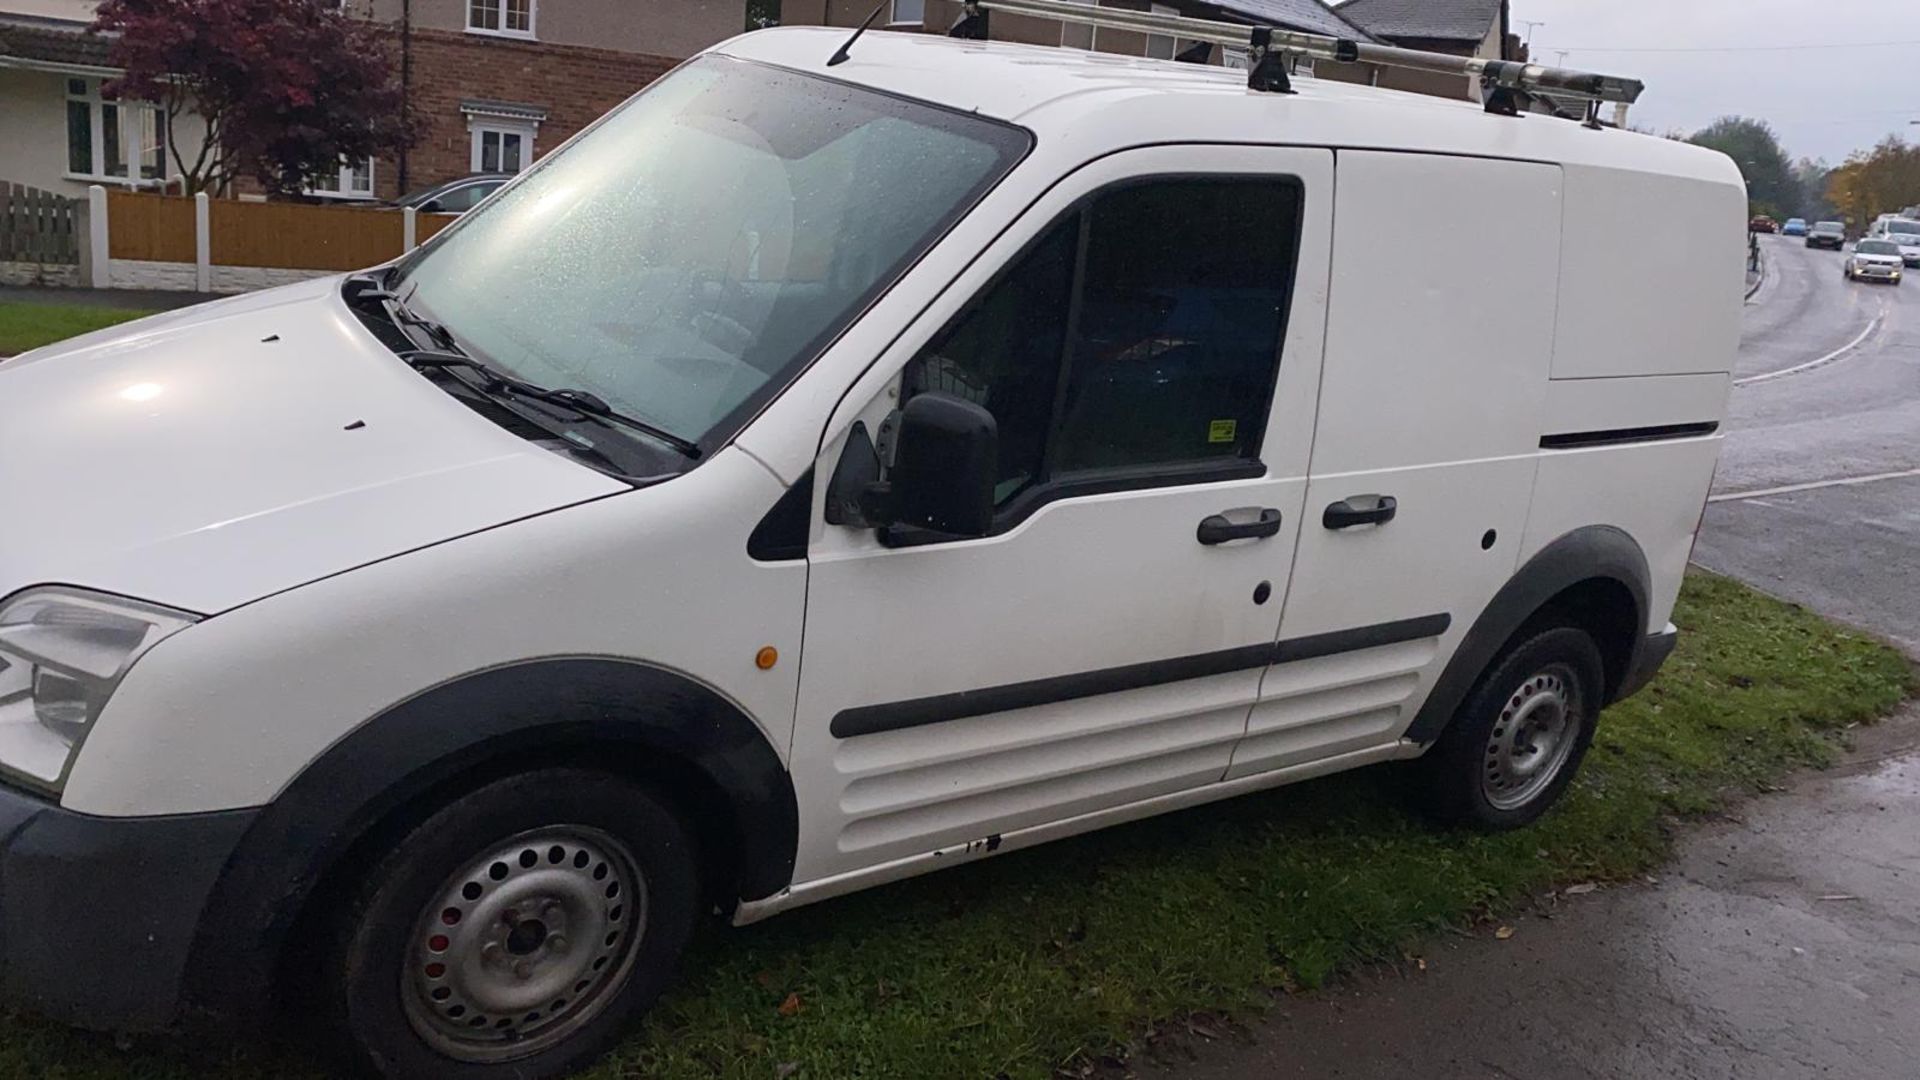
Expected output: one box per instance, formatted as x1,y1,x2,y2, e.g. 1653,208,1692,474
1511,0,1918,163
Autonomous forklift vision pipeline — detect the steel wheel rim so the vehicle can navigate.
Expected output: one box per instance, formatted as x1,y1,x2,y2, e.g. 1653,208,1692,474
1481,665,1582,811
401,825,646,1063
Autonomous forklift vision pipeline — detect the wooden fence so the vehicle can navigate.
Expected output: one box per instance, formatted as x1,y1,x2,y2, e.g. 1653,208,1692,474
107,190,195,262
104,190,459,272
1,182,81,264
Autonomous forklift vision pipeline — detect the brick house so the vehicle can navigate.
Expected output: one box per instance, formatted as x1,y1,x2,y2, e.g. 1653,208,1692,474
787,0,1382,83
1334,0,1518,100
0,0,749,203
339,0,748,201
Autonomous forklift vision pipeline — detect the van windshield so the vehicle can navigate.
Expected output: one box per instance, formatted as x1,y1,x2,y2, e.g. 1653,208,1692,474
1884,220,1920,236
394,56,1029,455
1857,240,1899,255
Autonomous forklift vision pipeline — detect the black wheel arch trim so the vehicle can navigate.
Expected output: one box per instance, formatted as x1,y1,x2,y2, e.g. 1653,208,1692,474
182,657,797,1023
1403,525,1652,746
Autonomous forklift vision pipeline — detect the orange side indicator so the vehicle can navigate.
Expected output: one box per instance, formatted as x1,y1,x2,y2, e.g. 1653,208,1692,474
755,646,779,670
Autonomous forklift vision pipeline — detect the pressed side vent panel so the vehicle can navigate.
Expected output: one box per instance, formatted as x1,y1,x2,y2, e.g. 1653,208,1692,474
829,618,1452,863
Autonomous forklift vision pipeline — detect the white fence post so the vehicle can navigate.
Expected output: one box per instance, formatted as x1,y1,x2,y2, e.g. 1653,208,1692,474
403,206,418,252
193,191,211,293
87,185,109,289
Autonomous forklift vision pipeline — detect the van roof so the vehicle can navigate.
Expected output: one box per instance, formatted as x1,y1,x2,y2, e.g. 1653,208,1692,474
715,27,1739,185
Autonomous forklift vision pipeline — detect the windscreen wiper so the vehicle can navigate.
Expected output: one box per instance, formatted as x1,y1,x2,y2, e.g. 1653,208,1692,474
404,351,702,459
355,288,457,352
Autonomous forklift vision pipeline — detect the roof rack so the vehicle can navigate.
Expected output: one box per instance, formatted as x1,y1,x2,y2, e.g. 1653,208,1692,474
947,0,1643,120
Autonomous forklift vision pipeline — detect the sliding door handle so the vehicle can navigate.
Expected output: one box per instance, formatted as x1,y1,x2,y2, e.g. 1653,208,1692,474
1323,494,1397,530
1197,507,1283,545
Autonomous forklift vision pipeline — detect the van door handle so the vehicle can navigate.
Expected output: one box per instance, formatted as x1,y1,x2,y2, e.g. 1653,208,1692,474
1323,495,1397,530
1197,508,1283,545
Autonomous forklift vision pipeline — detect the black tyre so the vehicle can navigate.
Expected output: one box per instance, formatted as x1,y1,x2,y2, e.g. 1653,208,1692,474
1411,625,1605,829
318,769,700,1079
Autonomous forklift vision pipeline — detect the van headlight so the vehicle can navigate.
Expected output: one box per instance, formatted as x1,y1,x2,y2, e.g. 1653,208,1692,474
0,589,197,794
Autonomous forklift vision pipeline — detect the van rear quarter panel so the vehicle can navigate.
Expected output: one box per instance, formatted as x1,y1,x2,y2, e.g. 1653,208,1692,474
1550,163,1746,380
1523,160,1742,633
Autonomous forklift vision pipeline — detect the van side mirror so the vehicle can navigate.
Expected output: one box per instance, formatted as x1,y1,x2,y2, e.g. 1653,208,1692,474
863,393,997,538
419,198,442,213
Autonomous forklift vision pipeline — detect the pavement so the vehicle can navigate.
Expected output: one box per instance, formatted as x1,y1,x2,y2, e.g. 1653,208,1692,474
1145,233,1920,1079
0,283,207,311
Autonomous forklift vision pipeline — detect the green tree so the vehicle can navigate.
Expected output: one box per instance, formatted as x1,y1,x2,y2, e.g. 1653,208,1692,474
1826,136,1920,229
1793,158,1835,222
1689,116,1797,219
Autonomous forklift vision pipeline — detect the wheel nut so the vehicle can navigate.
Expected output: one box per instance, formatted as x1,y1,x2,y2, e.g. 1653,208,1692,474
547,934,569,955
481,941,503,964
513,960,532,980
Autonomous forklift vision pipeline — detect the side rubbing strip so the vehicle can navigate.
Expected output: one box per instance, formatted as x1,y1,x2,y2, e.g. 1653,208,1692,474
1540,421,1719,450
830,613,1451,739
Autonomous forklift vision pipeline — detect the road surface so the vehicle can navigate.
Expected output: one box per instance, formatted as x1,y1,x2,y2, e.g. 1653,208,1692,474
1143,233,1920,1080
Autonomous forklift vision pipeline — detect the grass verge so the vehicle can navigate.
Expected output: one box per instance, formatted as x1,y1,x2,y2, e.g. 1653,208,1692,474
0,572,1909,1079
0,303,159,357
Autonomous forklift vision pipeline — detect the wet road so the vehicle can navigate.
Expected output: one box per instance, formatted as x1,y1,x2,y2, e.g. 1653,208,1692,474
1142,234,1920,1080
1696,234,1920,652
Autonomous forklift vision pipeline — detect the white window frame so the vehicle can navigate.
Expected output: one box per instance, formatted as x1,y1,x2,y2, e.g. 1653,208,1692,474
1145,2,1178,60
64,77,167,186
469,119,537,174
1059,0,1097,50
889,0,926,25
465,0,536,39
306,157,376,200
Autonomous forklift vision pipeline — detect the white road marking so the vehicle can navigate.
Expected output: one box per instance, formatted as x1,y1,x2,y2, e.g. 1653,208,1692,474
1734,298,1888,387
1709,466,1920,503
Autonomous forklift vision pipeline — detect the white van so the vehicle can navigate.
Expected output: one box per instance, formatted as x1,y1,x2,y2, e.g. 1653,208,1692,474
1867,216,1920,266
0,14,1743,1079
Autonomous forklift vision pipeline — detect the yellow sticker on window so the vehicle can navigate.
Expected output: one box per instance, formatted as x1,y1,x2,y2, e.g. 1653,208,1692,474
1208,419,1237,444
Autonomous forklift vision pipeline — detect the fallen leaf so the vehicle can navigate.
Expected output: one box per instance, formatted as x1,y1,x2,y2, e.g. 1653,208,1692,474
1494,925,1516,940
1563,883,1598,896
1416,957,1428,971
775,1064,799,1080
778,992,803,1016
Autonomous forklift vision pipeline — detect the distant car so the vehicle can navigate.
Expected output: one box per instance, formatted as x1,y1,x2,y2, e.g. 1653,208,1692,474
1844,239,1904,284
1867,217,1920,267
1749,215,1777,233
390,173,512,215
1781,217,1807,236
1805,221,1846,249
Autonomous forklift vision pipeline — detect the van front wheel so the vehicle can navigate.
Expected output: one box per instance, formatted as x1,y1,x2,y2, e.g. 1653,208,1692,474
318,769,700,1079
1412,625,1605,829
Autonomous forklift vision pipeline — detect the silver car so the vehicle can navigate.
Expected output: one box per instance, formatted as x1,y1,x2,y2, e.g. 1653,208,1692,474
1844,239,1905,284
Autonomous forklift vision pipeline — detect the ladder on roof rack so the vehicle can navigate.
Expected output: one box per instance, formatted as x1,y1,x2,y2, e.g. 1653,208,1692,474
947,0,1644,119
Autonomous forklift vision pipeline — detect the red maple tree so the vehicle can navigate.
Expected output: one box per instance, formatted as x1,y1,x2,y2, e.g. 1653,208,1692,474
93,0,416,196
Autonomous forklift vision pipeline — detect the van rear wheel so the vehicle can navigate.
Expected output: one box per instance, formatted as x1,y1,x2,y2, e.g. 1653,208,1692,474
317,769,699,1079
1412,625,1605,829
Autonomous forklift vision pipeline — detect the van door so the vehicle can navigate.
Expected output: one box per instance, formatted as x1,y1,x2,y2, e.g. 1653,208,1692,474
787,146,1334,885
1227,151,1564,780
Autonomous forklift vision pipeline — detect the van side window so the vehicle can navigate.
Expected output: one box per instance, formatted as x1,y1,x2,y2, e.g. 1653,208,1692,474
904,176,1300,512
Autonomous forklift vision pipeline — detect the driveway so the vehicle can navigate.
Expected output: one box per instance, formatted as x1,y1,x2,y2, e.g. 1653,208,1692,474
1141,233,1920,1079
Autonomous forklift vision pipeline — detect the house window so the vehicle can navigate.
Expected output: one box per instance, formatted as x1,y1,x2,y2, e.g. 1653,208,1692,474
890,0,924,24
467,0,533,37
471,122,534,173
308,158,376,199
1059,0,1095,50
1145,2,1178,60
65,78,167,184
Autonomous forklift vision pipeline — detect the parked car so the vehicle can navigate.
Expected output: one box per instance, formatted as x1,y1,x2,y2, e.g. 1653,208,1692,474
391,173,513,214
1749,215,1778,233
0,24,1743,1080
1844,238,1905,283
1866,216,1920,267
1805,221,1847,249
1781,217,1808,236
